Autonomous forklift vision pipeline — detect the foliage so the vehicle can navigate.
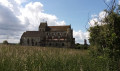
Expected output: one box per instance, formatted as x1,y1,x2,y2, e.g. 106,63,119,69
75,43,89,49
3,40,8,45
88,5,120,70
89,11,120,54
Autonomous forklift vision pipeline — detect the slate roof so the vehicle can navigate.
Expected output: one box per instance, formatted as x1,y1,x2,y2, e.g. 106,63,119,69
22,31,41,37
22,22,71,37
47,26,71,32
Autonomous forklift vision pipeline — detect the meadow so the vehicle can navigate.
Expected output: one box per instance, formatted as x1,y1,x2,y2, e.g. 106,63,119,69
0,45,116,71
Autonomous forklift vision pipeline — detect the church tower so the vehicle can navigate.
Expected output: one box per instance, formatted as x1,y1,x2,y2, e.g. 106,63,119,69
39,21,48,31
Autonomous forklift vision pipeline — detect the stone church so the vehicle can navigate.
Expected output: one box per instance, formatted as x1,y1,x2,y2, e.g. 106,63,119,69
20,22,75,47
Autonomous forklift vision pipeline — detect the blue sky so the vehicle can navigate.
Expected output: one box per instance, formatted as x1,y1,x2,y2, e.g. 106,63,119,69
0,0,119,43
32,0,107,31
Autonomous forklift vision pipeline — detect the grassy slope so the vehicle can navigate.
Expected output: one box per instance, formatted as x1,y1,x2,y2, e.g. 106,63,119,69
0,45,111,71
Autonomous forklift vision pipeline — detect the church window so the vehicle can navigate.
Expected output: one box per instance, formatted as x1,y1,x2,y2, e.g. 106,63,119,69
31,39,34,46
27,39,29,45
62,43,64,46
49,43,51,46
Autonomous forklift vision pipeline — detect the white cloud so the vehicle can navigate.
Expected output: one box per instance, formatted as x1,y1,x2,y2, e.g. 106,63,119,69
89,11,108,27
73,30,89,44
91,14,98,18
99,11,108,20
18,2,66,31
106,0,110,2
14,0,27,5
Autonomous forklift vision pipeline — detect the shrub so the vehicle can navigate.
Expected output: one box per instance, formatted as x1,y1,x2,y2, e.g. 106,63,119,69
3,40,8,45
75,43,89,49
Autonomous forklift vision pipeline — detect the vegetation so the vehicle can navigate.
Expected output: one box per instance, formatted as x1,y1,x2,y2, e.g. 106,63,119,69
88,0,120,70
75,43,89,49
0,44,117,71
3,40,8,45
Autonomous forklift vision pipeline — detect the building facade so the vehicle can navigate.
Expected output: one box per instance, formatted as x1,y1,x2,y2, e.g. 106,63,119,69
20,22,75,47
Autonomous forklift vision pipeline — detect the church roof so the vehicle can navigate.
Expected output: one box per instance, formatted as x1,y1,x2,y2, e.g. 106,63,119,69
22,31,42,37
48,26,71,32
22,22,71,37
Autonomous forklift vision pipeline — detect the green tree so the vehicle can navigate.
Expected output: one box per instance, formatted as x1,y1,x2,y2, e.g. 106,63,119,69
3,40,8,45
88,3,120,70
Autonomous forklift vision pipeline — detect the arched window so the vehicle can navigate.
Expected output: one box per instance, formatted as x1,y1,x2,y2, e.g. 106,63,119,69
27,39,29,45
62,43,64,46
31,39,34,46
20,38,23,45
49,43,51,46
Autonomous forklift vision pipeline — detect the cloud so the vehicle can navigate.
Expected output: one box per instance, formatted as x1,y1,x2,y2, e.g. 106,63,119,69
18,2,66,31
106,0,110,2
0,0,88,44
73,30,89,44
99,11,108,20
0,4,25,43
89,11,108,27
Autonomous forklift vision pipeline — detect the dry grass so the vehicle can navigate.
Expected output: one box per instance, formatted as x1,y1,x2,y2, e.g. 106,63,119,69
0,44,89,71
0,45,113,71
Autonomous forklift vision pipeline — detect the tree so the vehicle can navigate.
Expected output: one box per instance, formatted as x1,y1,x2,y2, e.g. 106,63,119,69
3,40,8,45
88,0,120,70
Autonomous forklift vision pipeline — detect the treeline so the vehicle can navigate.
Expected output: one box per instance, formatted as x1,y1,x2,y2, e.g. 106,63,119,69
75,43,89,49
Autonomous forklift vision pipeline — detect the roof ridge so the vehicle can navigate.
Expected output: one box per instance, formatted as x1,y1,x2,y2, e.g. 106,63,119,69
48,25,70,27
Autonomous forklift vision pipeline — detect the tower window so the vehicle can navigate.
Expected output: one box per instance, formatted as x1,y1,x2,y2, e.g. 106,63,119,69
49,43,51,46
62,43,64,46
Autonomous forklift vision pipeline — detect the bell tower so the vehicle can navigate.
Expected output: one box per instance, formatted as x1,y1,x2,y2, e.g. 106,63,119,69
39,21,47,31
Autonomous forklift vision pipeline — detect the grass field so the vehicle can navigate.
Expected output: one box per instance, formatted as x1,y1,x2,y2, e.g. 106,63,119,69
0,45,115,71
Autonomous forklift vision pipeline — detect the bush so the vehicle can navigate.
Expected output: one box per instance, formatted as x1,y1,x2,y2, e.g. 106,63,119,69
75,43,89,49
3,40,8,45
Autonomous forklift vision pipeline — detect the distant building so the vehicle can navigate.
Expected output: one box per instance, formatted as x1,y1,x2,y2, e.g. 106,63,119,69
84,39,87,45
20,22,75,47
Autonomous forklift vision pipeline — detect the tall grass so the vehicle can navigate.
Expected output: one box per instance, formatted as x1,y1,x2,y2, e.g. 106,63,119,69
0,45,117,71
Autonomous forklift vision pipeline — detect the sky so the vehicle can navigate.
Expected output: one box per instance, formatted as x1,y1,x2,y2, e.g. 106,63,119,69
0,0,119,44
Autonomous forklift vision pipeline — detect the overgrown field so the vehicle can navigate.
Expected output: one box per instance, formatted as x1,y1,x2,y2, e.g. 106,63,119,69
0,45,116,71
